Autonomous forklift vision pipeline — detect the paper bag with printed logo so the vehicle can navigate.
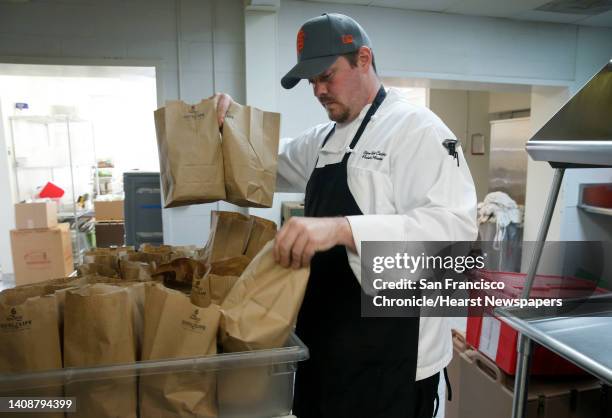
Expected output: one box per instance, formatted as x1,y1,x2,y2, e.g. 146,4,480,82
140,284,220,418
154,98,226,208
222,102,281,208
64,284,137,418
202,211,254,264
244,215,277,258
220,241,309,352
0,294,64,418
0,295,62,373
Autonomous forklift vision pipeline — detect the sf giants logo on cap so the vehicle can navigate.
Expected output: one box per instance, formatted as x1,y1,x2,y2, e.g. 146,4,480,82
297,29,305,54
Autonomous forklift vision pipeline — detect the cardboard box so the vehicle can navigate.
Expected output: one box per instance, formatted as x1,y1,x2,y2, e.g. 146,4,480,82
10,223,74,286
14,201,58,229
95,222,125,247
446,330,608,418
94,200,124,221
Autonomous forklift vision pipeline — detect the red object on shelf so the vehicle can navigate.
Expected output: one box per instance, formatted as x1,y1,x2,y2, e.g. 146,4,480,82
38,182,65,199
582,184,612,208
466,270,608,376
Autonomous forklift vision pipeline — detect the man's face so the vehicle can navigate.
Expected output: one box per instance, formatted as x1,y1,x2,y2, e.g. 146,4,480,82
308,55,364,123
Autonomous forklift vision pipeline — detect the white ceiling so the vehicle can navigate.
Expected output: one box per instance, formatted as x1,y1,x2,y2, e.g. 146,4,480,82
298,0,612,27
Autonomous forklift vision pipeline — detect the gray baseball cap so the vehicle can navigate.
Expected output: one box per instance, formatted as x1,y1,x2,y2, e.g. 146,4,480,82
281,13,372,89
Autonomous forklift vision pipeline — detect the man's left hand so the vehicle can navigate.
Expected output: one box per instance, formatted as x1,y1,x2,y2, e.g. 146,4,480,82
274,217,357,269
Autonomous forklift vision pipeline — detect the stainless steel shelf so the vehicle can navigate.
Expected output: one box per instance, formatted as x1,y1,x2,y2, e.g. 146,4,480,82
578,203,612,217
498,295,612,385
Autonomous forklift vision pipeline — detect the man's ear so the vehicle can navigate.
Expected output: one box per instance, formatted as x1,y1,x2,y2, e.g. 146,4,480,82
358,46,373,72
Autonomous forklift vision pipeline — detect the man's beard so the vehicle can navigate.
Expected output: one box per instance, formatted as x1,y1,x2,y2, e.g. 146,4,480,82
322,100,350,123
328,107,350,123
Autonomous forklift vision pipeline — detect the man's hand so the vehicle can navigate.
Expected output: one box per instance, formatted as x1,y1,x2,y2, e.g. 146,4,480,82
274,217,357,269
209,92,233,128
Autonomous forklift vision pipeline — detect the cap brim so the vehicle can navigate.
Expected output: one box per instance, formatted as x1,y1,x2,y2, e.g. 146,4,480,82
281,55,338,89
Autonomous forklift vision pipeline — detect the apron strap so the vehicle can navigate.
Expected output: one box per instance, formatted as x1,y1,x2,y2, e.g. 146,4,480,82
444,366,453,401
347,85,387,151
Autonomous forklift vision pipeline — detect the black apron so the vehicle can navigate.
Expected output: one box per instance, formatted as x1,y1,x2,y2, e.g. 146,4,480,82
293,86,421,418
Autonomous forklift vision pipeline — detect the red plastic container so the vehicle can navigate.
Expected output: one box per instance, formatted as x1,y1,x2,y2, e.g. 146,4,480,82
466,270,607,376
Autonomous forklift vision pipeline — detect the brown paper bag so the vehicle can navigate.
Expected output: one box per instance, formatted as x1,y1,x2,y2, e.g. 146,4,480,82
220,241,309,352
140,284,220,418
78,262,120,278
121,250,166,268
119,259,154,281
125,283,145,361
152,258,207,292
191,272,213,307
203,211,254,263
217,366,272,414
0,285,49,305
0,295,62,373
0,294,64,418
140,243,173,253
83,251,119,271
209,274,239,305
170,245,199,260
64,284,137,418
222,102,281,207
194,256,249,306
154,98,226,208
244,215,277,258
211,256,252,276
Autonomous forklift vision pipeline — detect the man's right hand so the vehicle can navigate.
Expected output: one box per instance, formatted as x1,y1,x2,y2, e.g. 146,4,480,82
210,93,234,128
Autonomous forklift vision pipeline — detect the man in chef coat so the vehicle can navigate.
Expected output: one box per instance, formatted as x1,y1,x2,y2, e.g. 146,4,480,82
215,13,477,418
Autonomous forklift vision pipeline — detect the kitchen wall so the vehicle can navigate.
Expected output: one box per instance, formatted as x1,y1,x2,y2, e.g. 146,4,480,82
489,92,531,114
428,89,489,203
0,0,246,258
275,0,595,139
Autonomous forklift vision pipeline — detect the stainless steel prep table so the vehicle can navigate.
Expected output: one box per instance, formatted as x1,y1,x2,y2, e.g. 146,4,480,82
497,296,612,385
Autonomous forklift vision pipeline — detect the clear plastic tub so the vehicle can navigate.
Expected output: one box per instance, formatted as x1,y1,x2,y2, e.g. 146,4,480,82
0,333,308,418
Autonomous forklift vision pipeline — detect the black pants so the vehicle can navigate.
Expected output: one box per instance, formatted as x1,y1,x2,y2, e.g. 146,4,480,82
414,372,441,418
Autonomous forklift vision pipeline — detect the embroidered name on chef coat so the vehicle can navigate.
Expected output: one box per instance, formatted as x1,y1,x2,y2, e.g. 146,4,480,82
361,150,387,161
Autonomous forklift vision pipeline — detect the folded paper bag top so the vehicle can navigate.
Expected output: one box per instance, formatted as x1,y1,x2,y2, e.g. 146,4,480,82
220,241,309,352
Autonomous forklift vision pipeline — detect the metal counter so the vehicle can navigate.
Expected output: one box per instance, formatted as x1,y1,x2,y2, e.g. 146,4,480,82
498,296,612,385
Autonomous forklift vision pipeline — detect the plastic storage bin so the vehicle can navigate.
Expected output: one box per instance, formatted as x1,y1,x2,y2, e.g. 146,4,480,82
123,172,164,248
0,334,309,418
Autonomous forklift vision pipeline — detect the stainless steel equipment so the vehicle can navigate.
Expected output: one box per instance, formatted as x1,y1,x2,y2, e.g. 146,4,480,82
511,59,612,418
498,295,612,385
526,61,612,167
489,117,531,204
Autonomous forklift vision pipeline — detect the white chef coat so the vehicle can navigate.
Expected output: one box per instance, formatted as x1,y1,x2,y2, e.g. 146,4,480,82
277,87,478,381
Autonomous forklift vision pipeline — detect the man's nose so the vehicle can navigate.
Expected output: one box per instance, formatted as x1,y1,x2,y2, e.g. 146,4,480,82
313,81,327,98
